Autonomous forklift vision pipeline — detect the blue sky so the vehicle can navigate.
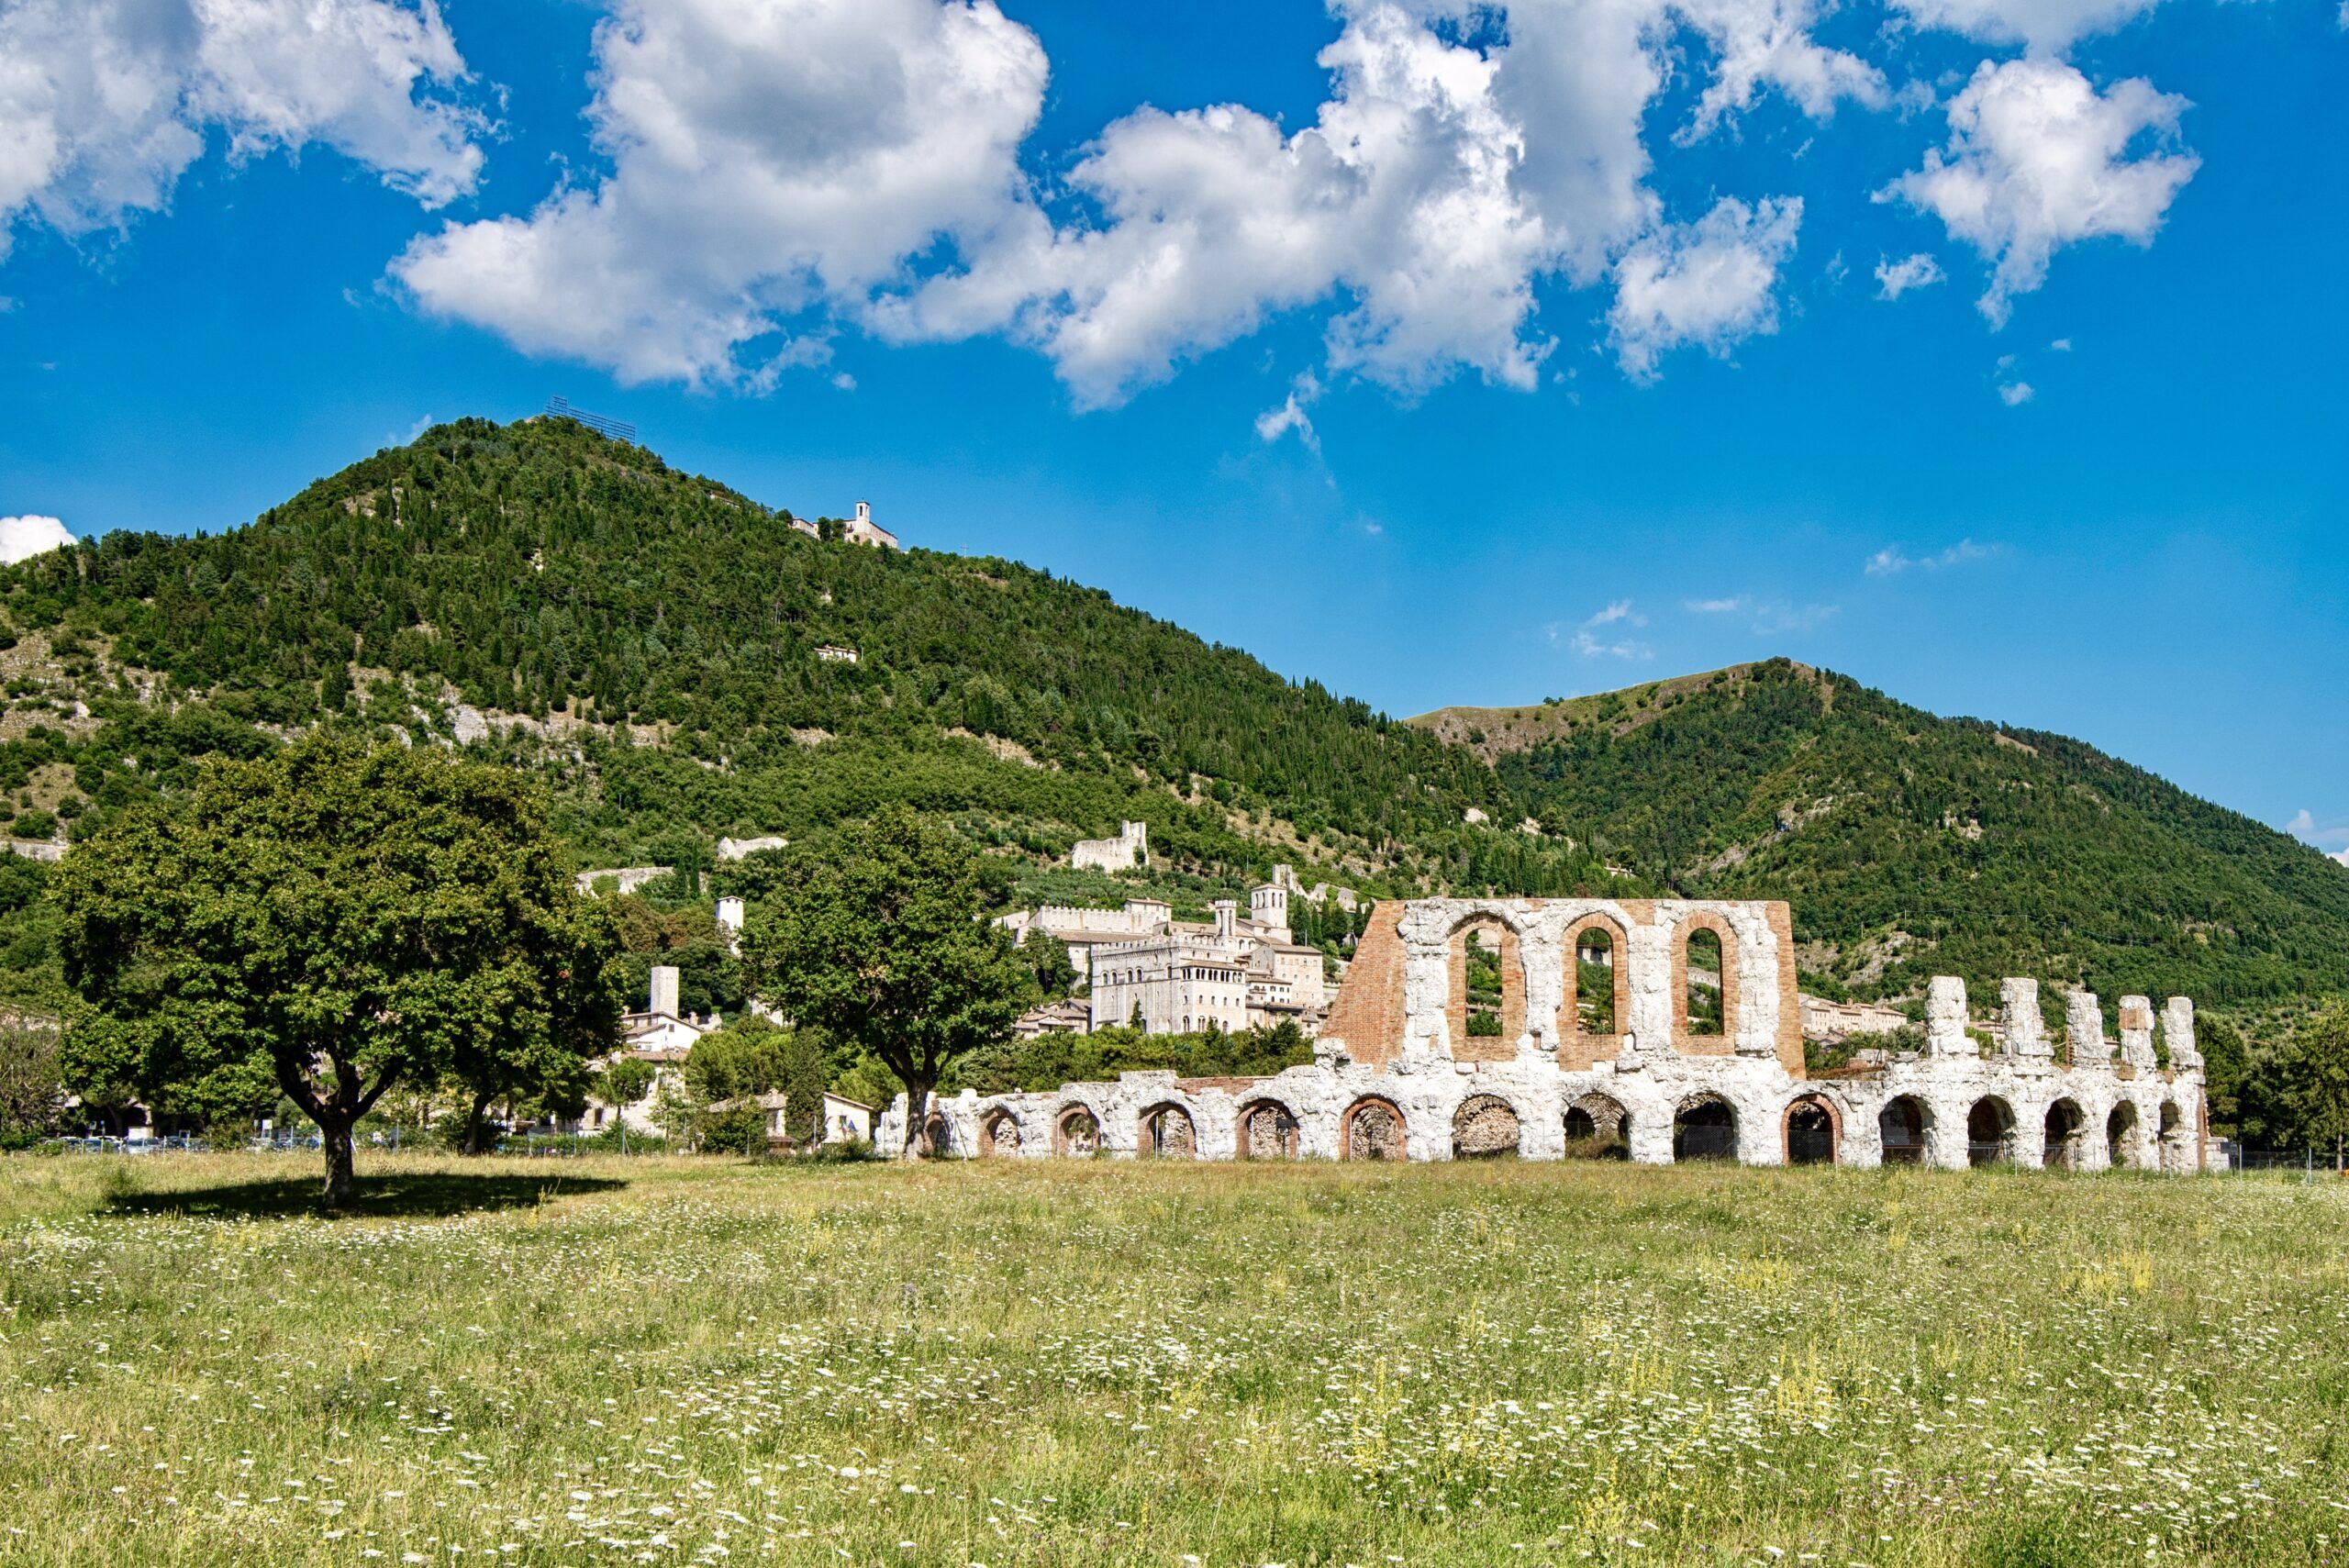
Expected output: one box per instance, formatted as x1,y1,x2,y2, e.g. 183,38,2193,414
0,0,2343,859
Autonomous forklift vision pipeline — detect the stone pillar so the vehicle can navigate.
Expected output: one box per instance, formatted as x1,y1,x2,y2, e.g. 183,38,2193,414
2001,978,2052,1067
1930,1098,1973,1172
2118,996,2157,1073
2161,997,2201,1072
2065,991,2111,1066
649,964,680,1018
1925,977,1976,1059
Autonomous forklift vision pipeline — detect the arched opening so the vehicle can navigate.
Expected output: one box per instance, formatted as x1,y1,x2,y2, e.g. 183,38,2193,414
1575,926,1619,1035
2107,1102,2142,1170
1452,1095,1521,1160
1784,1096,1838,1165
1966,1097,2016,1168
1564,1095,1630,1159
1461,922,1506,1039
982,1111,1020,1158
1878,1096,1930,1165
2043,1099,2085,1170
922,1112,953,1157
1141,1104,1196,1158
1238,1099,1300,1160
1055,1106,1100,1157
1673,1095,1737,1162
1342,1097,1407,1162
1684,927,1726,1039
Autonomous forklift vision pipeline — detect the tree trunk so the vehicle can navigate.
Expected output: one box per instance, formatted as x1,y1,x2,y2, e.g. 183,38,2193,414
463,1091,495,1156
900,1076,934,1161
320,1117,357,1211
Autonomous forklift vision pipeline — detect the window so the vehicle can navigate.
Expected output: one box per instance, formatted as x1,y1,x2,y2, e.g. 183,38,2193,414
1575,929,1618,1033
1463,926,1505,1037
1685,928,1725,1037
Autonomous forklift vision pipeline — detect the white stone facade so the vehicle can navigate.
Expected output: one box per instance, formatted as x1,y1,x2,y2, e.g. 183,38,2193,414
1071,820,1149,873
881,896,2210,1173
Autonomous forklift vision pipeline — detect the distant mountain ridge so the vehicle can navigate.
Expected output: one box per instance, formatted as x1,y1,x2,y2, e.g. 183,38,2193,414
0,417,2340,1016
1416,661,2349,1006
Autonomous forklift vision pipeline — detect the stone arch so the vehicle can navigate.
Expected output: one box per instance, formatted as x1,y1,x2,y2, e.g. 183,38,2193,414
981,1109,1022,1158
1446,912,1527,1062
1452,1094,1522,1160
1878,1095,1931,1165
2107,1101,2144,1170
1783,1094,1841,1165
1237,1098,1301,1160
1053,1103,1102,1157
1341,1096,1408,1162
1966,1096,2017,1168
2043,1098,2087,1171
1673,1093,1738,1162
1564,912,1631,1063
1140,1102,1197,1159
1564,1093,1631,1158
1672,912,1739,1053
923,1110,955,1157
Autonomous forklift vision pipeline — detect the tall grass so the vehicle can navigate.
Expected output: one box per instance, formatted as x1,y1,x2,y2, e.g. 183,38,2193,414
2,1151,2343,1565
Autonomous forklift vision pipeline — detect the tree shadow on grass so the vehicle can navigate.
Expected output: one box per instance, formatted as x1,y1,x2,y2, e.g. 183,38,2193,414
104,1172,629,1221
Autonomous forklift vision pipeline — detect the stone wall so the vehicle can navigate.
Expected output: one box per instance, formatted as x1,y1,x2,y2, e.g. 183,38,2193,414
881,896,2209,1175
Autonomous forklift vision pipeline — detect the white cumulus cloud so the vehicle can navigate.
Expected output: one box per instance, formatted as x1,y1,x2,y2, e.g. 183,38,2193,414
0,0,484,260
0,515,74,563
1881,58,2198,327
1875,251,1945,299
1887,0,2163,53
394,0,1051,388
1608,195,1802,382
1865,538,1995,575
1998,379,2034,405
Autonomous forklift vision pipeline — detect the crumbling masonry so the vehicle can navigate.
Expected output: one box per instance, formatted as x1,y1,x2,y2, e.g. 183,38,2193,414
881,898,2210,1172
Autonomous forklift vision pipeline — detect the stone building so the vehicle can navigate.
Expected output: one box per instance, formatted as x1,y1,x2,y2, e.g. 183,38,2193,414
1070,819,1150,873
883,895,2211,1173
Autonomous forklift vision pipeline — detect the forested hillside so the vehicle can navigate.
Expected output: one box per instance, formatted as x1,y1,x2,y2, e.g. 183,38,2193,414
0,417,1623,1008
1437,661,2349,1007
0,417,2339,1019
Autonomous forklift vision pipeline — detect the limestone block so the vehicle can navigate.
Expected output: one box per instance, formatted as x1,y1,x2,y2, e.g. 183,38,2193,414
1925,976,1976,1059
2118,996,2157,1072
2161,996,2201,1072
2001,978,2052,1065
2065,991,2112,1065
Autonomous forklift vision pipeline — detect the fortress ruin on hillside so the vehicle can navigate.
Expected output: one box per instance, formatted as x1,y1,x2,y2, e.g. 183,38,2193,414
883,896,2211,1173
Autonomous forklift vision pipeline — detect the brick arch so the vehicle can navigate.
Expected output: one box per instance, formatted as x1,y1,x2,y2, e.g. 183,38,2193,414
1052,1102,1103,1157
1561,912,1631,1070
1782,1093,1842,1165
980,1108,1023,1157
1236,1097,1301,1160
1446,912,1529,1063
1452,1094,1523,1159
1670,910,1741,1055
1565,1092,1632,1154
1138,1101,1198,1159
1341,1095,1408,1162
1672,1091,1739,1162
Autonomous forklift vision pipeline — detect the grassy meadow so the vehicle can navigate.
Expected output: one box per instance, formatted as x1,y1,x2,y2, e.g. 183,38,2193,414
1,1152,2345,1567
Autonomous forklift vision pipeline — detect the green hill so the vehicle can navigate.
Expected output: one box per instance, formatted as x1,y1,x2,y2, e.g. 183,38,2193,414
1419,661,2349,1007
0,416,2340,1019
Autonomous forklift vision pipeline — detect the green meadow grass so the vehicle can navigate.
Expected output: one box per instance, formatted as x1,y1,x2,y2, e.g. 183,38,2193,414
2,1151,2345,1567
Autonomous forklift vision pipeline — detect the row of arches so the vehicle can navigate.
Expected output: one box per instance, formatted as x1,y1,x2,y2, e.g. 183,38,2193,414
1448,913,1732,1053
983,1088,2194,1167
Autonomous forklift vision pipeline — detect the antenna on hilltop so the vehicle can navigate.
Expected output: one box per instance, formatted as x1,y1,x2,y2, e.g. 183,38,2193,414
543,396,637,445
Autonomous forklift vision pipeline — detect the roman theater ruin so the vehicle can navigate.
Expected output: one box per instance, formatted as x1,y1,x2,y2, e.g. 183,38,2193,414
882,898,2211,1171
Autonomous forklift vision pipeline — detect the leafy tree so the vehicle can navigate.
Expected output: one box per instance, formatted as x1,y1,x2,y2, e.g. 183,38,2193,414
2242,1002,2349,1165
755,807,1031,1156
597,1054,657,1109
0,1023,62,1146
1027,933,1079,999
684,1016,788,1105
55,735,622,1207
774,1028,831,1146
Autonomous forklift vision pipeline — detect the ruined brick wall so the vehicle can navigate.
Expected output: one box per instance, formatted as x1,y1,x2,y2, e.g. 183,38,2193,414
1321,901,1408,1065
